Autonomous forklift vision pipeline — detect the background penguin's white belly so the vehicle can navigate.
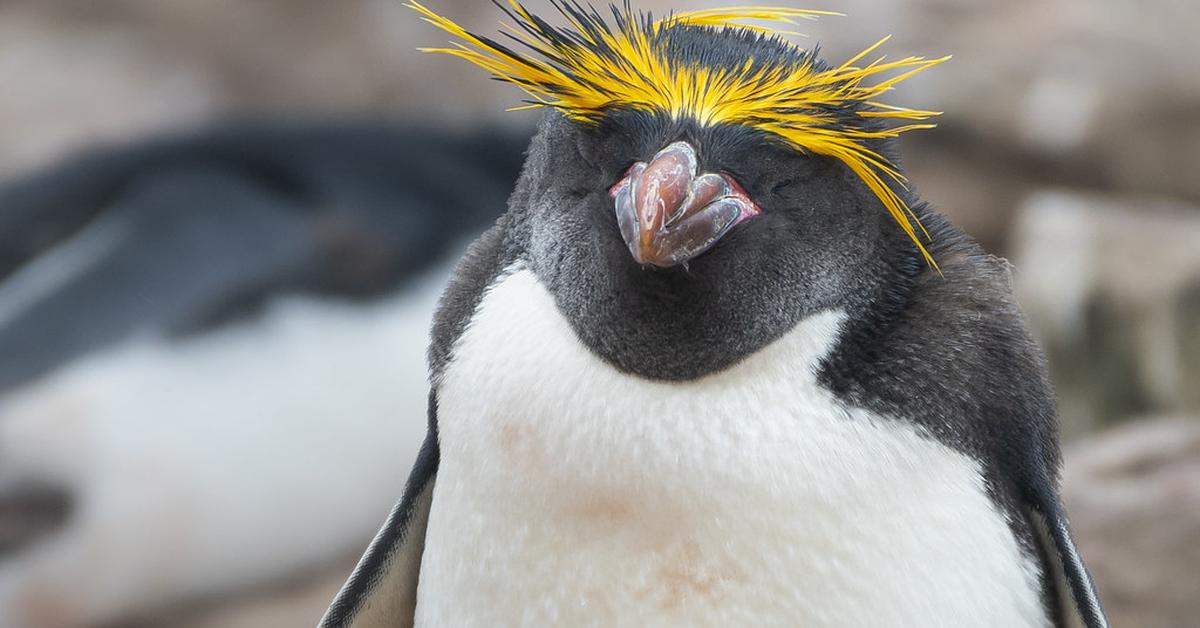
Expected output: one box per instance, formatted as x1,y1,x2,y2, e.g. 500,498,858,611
417,267,1048,628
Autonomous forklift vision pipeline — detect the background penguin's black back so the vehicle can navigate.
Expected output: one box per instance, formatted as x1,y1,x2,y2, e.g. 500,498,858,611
0,120,526,393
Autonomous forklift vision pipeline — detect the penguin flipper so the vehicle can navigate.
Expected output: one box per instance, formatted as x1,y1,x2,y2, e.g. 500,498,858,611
1026,497,1108,628
319,403,440,628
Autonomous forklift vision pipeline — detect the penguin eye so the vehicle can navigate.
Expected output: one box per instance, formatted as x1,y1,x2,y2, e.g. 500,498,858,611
764,158,826,195
770,178,803,195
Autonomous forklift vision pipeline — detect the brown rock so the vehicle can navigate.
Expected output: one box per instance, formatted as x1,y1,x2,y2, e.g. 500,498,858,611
1063,418,1200,628
1011,191,1200,436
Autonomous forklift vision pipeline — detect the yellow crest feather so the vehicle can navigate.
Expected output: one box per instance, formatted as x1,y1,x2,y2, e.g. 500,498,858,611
407,1,949,268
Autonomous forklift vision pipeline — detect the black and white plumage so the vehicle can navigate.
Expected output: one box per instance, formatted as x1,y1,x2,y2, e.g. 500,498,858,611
0,120,523,393
322,8,1107,628
0,120,523,628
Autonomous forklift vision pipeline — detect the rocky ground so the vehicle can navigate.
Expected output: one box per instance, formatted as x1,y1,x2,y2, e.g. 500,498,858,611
1,1,1197,626
1064,418,1200,628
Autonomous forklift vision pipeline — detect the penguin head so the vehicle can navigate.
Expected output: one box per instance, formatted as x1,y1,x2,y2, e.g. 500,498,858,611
412,3,947,379
516,106,921,380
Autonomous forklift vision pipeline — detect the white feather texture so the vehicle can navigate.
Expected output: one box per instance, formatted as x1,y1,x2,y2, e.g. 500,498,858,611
419,265,1048,628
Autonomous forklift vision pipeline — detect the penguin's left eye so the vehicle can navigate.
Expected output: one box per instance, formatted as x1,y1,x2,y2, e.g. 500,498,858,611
770,178,803,195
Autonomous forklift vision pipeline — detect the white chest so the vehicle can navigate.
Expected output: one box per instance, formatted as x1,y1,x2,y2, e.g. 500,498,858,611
417,267,1047,628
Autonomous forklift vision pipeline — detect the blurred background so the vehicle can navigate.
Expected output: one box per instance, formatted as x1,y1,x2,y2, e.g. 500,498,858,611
0,1,1197,627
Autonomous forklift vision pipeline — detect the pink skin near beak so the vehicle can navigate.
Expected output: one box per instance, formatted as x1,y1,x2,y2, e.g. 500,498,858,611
609,141,761,267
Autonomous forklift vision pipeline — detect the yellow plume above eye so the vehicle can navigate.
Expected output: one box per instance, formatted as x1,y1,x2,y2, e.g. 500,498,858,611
406,1,949,269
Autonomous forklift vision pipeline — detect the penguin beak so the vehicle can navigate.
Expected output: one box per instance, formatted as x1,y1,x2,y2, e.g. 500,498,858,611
610,141,761,267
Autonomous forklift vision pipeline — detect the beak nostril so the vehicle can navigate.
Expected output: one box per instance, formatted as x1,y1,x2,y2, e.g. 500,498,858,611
670,173,730,225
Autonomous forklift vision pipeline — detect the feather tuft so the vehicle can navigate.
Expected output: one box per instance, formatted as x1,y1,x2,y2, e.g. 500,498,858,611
407,1,948,268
